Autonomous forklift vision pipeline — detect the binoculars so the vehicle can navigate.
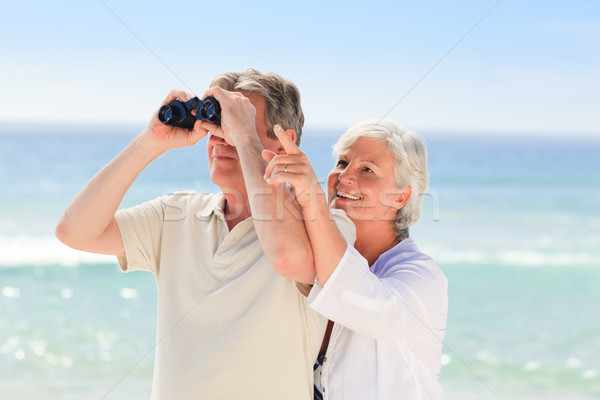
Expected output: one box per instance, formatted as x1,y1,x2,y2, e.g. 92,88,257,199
158,97,221,129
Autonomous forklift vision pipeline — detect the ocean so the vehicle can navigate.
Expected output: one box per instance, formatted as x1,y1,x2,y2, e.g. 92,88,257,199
1,125,599,399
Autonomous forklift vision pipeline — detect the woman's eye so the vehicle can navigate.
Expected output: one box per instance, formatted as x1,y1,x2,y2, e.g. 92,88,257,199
363,167,373,173
336,160,348,167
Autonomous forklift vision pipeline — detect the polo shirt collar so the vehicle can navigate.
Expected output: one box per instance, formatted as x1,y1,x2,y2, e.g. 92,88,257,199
196,193,227,219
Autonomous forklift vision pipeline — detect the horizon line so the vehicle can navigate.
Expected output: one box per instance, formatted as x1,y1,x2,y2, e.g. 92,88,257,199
0,121,598,140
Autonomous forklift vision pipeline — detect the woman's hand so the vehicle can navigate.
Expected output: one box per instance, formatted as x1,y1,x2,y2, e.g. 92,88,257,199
262,125,327,212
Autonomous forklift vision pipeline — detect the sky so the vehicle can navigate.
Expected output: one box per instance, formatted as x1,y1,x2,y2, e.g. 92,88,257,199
0,0,598,136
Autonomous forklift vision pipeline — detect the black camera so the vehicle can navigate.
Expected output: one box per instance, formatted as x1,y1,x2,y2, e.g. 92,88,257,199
158,97,221,129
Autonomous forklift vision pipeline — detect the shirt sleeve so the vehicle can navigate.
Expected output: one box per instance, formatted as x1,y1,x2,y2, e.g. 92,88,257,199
294,209,356,298
307,244,446,342
329,208,356,245
114,196,168,274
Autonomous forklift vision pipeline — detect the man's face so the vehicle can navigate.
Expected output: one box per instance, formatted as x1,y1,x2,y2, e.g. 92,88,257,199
206,92,280,197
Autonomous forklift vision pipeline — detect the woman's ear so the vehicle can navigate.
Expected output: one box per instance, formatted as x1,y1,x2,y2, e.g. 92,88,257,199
277,128,297,154
391,187,412,210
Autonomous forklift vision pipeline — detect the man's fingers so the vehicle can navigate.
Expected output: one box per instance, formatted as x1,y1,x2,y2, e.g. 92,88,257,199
163,89,194,105
199,121,219,132
202,86,242,103
201,87,220,102
191,123,210,142
198,121,225,139
273,125,300,155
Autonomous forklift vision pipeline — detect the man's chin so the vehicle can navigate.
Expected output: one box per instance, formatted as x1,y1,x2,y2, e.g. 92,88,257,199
210,164,241,179
209,171,229,188
210,171,244,190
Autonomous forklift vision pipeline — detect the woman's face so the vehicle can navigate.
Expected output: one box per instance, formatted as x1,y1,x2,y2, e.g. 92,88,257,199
327,137,409,224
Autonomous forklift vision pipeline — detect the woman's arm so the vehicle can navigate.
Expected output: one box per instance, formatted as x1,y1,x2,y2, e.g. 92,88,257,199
200,88,317,284
263,128,447,341
262,126,349,285
308,244,447,341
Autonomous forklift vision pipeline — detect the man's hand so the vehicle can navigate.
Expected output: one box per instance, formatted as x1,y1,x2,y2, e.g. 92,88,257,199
142,89,209,152
199,86,258,147
56,89,210,256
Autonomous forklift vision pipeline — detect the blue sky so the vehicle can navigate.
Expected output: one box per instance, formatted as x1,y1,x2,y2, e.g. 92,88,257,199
1,0,598,135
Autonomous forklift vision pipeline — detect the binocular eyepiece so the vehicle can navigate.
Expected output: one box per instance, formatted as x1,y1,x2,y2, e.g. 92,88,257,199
158,97,221,129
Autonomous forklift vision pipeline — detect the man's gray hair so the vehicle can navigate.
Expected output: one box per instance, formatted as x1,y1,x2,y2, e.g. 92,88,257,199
210,68,304,145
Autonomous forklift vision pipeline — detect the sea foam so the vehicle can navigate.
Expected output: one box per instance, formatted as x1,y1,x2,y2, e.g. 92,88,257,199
418,246,599,268
0,236,116,267
1,235,598,269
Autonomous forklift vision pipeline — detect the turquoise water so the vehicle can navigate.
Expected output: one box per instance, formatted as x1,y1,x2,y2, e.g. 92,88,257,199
1,126,599,399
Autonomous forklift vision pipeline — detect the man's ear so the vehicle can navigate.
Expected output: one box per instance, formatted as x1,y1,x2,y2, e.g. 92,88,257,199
277,129,297,154
391,187,412,210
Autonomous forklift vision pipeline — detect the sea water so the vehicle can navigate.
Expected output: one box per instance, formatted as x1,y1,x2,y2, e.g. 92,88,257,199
1,125,599,399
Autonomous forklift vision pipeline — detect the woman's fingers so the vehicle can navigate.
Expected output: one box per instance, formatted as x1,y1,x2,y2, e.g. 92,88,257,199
262,149,277,163
273,125,300,155
263,153,306,181
263,126,306,180
262,150,278,182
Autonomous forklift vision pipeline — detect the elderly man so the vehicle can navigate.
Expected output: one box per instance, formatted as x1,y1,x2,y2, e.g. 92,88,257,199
56,69,354,399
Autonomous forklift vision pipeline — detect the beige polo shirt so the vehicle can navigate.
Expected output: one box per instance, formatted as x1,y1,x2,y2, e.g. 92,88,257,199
115,191,355,400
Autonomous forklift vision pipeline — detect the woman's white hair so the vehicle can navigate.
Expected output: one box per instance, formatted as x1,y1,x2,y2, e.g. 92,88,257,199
333,119,429,239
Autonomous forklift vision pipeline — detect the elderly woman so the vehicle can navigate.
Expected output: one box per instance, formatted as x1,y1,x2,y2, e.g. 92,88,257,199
263,119,448,399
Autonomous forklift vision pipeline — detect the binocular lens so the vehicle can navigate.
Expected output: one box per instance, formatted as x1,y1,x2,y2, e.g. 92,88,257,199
198,98,221,125
158,96,220,129
200,101,216,119
158,102,186,124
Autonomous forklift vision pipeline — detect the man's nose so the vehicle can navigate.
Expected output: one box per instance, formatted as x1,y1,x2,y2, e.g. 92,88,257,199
208,133,228,146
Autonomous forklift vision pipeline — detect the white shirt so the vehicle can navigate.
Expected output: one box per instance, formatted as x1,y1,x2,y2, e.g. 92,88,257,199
308,238,448,400
115,191,356,400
